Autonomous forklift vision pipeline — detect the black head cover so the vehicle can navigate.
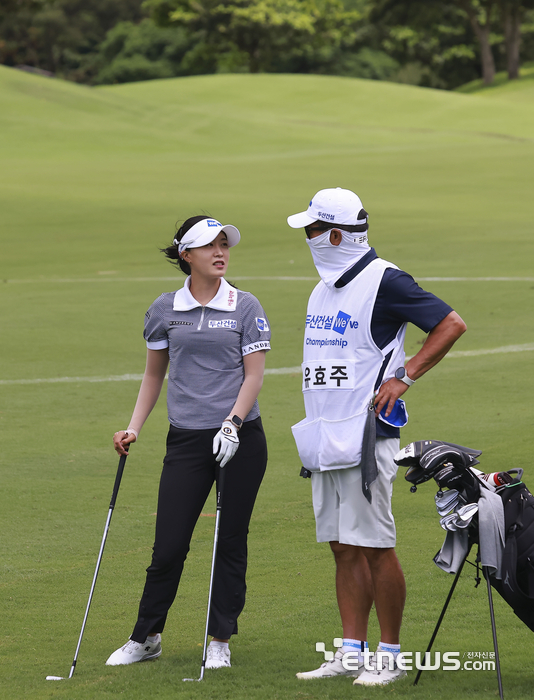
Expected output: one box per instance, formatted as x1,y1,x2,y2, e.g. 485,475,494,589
433,463,481,503
395,440,482,486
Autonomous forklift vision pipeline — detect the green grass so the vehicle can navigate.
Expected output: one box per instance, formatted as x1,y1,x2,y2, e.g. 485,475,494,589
456,61,534,102
1,66,534,699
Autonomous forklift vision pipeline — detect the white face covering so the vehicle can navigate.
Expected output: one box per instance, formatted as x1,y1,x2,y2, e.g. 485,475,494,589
306,229,370,288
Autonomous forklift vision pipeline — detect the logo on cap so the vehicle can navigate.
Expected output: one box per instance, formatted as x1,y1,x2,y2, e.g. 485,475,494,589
207,219,221,227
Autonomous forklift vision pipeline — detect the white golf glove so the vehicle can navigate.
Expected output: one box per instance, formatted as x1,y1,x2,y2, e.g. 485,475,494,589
213,420,239,467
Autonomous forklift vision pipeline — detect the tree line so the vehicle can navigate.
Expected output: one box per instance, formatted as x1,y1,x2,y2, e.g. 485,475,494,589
1,0,533,89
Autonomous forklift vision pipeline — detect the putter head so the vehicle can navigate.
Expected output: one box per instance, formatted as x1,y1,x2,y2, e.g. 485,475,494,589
182,678,202,682
46,676,65,681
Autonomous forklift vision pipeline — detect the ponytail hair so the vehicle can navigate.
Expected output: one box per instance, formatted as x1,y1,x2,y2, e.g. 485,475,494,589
161,215,211,276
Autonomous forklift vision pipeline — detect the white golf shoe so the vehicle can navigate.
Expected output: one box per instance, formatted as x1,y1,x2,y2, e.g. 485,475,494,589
296,649,364,679
106,634,162,666
353,649,406,686
205,642,231,669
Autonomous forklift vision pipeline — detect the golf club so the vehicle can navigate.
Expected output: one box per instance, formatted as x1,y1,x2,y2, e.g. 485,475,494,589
46,451,128,680
435,489,461,516
183,464,226,682
439,513,458,531
457,503,478,522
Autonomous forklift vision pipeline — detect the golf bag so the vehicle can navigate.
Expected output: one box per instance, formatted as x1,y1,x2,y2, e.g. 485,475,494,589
395,440,534,632
491,480,534,631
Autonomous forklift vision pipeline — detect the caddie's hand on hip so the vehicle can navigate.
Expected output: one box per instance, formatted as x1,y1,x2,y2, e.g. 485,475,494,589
374,379,408,418
213,420,239,467
113,429,138,456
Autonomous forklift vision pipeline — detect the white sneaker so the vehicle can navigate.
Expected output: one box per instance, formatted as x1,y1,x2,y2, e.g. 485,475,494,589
205,643,231,669
353,649,406,686
106,635,162,666
296,649,364,679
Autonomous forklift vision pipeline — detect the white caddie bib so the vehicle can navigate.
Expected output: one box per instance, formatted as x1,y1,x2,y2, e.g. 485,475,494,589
292,258,407,472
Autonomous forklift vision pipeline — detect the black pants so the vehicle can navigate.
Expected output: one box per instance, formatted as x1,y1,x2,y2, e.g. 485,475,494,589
131,417,267,643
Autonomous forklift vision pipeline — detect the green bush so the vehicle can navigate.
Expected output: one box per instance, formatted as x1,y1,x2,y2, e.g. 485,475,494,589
95,53,173,83
328,47,400,80
93,18,194,83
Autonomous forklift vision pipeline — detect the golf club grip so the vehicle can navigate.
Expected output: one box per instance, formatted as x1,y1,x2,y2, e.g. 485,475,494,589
110,453,128,509
217,464,226,508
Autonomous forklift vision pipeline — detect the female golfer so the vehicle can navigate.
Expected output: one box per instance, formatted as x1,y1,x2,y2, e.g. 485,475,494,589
106,215,270,669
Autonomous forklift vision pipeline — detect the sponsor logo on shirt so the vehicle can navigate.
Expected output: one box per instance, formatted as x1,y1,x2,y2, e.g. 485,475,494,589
208,320,237,329
243,341,270,354
306,337,348,349
333,311,351,335
305,311,358,335
170,320,193,326
256,317,269,332
228,289,236,307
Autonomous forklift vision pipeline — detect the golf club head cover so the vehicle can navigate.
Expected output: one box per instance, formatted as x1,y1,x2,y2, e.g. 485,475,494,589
213,420,239,467
395,440,482,485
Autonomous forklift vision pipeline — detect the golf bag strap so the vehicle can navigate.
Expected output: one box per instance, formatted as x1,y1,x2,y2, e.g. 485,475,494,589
501,536,530,608
528,559,534,597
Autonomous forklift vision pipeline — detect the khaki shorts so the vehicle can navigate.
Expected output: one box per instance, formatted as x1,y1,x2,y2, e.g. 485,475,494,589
311,437,400,548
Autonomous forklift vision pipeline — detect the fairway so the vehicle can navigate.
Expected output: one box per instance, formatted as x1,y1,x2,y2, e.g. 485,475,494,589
1,66,534,700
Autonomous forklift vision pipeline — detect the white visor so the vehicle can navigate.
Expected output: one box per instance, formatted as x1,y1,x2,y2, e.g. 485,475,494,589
175,218,240,254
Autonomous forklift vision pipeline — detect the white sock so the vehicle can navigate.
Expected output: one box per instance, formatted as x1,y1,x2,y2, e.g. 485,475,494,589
341,638,368,661
378,642,400,658
210,640,229,649
146,634,159,642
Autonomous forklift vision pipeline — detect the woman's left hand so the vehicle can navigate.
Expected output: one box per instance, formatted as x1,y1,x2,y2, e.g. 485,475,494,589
213,421,239,467
113,429,137,456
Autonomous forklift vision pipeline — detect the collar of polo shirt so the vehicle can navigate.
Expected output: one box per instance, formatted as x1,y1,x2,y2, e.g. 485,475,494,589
173,277,238,312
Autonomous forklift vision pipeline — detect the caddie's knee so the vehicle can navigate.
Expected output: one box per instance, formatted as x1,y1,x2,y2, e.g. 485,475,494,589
329,540,361,561
360,546,400,573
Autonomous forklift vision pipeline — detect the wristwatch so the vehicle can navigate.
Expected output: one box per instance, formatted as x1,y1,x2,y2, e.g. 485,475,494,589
228,415,243,431
395,367,415,386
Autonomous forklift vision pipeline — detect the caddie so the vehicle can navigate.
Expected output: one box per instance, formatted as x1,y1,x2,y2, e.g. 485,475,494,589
287,187,467,686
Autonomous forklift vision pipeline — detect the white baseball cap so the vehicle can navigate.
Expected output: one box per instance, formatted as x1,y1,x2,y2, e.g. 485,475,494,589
175,217,240,254
287,187,367,228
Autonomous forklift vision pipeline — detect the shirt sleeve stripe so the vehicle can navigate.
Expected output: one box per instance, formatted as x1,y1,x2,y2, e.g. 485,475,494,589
146,339,169,350
242,341,271,356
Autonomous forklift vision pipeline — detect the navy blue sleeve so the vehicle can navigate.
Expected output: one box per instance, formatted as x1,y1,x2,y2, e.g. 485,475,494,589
371,269,453,350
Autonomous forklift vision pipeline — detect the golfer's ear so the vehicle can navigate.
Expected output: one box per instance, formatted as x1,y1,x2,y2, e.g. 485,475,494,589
329,229,342,246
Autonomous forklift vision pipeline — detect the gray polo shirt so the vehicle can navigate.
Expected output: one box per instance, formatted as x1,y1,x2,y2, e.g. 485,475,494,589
144,277,271,430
